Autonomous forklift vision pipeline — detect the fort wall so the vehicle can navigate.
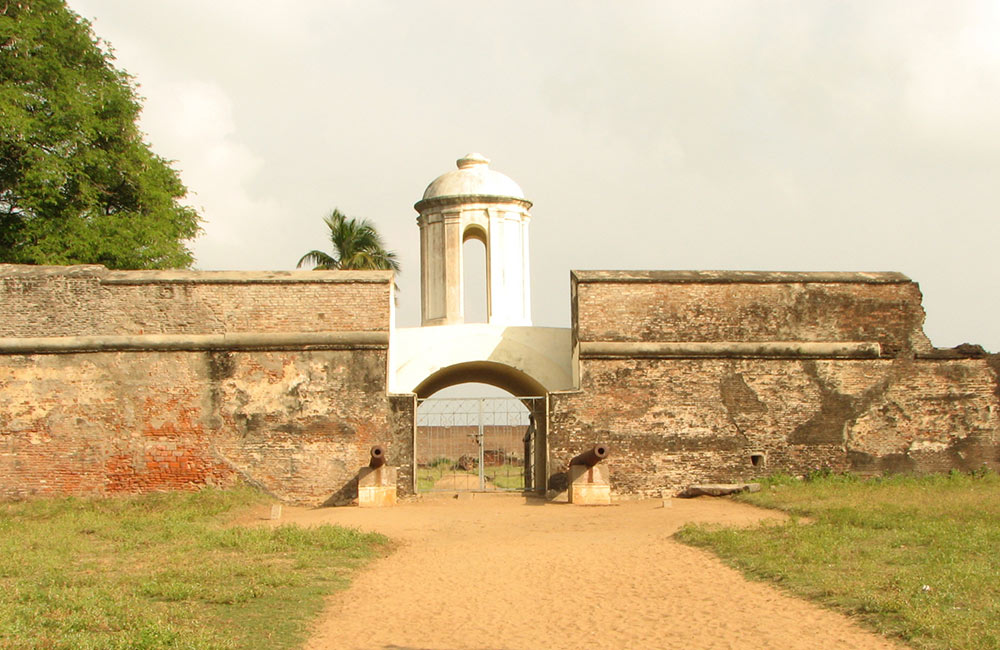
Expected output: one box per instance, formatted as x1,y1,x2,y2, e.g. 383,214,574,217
573,270,933,355
0,265,412,504
4,264,999,503
0,265,391,337
550,271,1000,495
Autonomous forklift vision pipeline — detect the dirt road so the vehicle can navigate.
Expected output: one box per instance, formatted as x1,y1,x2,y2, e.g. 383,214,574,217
263,494,901,650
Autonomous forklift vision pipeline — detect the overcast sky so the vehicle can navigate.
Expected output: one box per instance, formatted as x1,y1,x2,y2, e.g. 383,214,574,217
70,1,1000,351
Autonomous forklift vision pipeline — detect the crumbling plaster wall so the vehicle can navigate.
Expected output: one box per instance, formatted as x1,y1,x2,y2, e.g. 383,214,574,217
573,270,933,355
0,265,390,337
0,349,413,504
549,271,1000,495
0,265,412,505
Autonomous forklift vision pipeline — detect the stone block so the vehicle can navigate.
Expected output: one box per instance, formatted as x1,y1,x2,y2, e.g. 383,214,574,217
358,485,397,508
358,465,397,488
569,482,611,505
567,463,610,505
358,465,397,507
680,483,761,497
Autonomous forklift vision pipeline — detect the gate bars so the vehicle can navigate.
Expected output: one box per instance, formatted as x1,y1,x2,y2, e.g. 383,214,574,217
415,396,544,492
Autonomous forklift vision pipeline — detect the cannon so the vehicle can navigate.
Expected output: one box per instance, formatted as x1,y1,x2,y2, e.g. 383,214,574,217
568,444,611,505
358,444,396,507
569,444,608,468
369,445,386,469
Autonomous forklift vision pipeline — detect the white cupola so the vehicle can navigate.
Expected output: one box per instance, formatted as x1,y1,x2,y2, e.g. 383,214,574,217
414,154,532,327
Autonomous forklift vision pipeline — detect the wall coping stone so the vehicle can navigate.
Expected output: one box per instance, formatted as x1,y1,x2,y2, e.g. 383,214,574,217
0,331,388,354
572,270,912,284
0,264,392,285
580,341,883,359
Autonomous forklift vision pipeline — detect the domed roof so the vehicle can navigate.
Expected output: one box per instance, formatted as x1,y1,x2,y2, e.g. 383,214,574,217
420,153,526,202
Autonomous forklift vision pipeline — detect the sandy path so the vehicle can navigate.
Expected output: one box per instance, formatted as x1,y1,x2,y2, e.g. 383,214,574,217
260,494,902,650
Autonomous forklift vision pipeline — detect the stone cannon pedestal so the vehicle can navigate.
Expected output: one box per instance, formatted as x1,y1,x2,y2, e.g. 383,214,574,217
568,463,611,505
358,465,397,507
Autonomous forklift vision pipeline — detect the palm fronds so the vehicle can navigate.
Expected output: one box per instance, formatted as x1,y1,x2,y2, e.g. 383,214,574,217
296,208,400,273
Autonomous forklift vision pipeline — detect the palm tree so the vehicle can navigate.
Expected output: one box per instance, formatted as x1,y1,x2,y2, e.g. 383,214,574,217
297,209,401,272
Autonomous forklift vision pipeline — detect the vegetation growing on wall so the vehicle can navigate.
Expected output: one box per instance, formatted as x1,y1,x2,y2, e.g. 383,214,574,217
0,0,200,268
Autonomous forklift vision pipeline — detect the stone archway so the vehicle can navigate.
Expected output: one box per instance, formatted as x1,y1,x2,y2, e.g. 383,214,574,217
389,324,574,395
397,153,571,496
413,360,547,399
412,361,549,493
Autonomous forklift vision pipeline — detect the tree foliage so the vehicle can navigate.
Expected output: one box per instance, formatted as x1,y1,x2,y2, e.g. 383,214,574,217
0,0,200,268
297,208,400,272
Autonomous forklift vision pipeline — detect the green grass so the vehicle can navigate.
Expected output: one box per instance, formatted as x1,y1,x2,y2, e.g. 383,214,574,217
417,462,526,491
0,486,389,649
483,463,526,490
675,470,1000,650
416,463,471,492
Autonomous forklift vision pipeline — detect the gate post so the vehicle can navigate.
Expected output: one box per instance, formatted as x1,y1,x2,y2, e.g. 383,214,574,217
477,398,485,490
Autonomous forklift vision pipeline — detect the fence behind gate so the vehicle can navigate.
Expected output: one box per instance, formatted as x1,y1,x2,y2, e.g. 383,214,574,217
416,397,544,492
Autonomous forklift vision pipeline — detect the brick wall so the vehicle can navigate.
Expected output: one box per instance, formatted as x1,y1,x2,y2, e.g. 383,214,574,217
0,265,392,337
0,349,413,504
5,263,997,503
0,264,407,505
550,356,1000,496
573,271,932,355
552,271,1000,496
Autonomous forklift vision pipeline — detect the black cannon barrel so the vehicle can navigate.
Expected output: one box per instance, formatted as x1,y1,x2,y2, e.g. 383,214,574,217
570,444,608,468
369,445,386,469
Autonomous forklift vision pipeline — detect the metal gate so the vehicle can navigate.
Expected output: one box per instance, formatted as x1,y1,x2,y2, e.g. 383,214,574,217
416,397,544,492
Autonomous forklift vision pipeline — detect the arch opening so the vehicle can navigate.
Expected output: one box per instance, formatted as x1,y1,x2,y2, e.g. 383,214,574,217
462,235,488,324
462,223,487,244
413,360,547,400
413,362,548,494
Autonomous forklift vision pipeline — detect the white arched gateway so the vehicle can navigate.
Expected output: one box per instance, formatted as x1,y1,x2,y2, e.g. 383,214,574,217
392,152,575,398
392,152,576,395
392,154,575,493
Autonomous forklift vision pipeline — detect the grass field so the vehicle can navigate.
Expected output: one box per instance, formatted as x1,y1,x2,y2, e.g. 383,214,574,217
0,486,389,650
416,457,457,492
676,470,1000,650
417,460,526,492
484,463,526,490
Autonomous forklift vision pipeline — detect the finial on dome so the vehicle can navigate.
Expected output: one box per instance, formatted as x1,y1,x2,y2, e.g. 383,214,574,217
457,153,490,169
418,152,527,203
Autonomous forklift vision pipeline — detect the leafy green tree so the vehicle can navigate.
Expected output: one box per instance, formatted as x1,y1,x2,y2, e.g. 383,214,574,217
297,208,400,272
0,0,200,268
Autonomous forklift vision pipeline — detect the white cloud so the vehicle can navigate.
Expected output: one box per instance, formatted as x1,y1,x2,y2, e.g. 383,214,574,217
134,79,283,270
67,0,1000,350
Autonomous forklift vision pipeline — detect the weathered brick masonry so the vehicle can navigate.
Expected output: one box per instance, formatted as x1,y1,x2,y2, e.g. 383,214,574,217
3,264,998,503
0,265,413,504
0,265,388,336
549,271,1000,496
